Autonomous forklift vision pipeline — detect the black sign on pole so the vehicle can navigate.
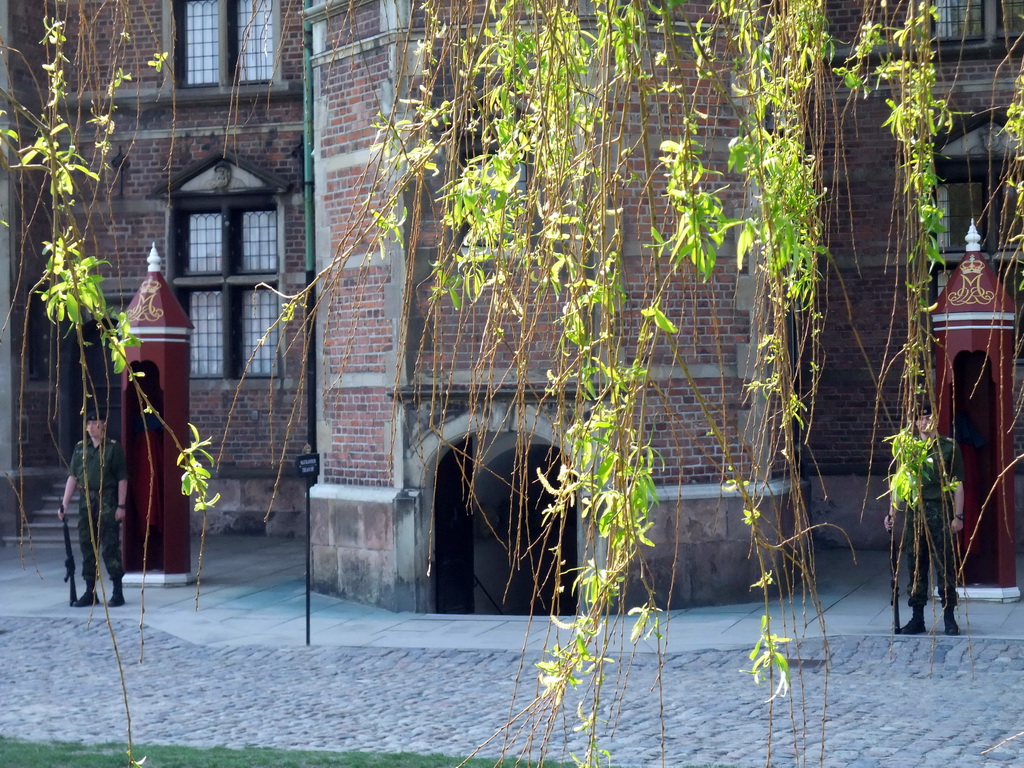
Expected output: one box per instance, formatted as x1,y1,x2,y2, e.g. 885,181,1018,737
296,453,320,478
295,452,320,645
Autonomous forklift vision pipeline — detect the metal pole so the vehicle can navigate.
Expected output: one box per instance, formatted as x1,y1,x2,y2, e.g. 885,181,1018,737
302,0,317,650
306,475,312,646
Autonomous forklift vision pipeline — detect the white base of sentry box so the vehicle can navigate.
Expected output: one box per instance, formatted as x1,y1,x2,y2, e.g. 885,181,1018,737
122,570,195,587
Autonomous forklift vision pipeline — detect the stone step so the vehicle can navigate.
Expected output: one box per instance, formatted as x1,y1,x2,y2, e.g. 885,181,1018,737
3,535,65,547
5,476,80,548
4,514,80,547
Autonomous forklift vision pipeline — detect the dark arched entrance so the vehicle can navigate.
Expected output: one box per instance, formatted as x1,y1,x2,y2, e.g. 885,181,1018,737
433,439,577,615
434,437,475,613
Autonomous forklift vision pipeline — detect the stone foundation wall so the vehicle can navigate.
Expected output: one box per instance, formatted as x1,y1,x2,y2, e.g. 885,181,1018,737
309,485,419,611
810,473,1024,554
809,474,892,552
627,481,802,608
193,476,306,538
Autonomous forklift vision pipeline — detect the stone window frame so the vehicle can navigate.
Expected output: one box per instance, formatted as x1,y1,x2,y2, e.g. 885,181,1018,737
173,0,280,88
934,120,1024,356
935,121,1020,255
448,124,531,257
934,0,1024,40
170,195,284,380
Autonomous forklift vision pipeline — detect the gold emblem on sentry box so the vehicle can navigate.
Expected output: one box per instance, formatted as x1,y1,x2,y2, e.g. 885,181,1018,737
127,276,165,323
947,255,994,306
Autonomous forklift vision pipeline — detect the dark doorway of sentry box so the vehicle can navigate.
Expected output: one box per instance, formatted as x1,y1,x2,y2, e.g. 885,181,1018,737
953,350,998,586
61,322,122,460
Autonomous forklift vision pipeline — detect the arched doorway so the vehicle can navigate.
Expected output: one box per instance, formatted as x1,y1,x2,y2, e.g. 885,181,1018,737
433,439,577,615
433,437,475,613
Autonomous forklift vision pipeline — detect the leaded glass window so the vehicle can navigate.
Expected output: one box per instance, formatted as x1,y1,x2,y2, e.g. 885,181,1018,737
242,288,279,376
933,0,1024,38
241,210,277,271
188,212,223,272
1003,0,1024,33
178,0,276,86
935,0,983,38
190,291,224,376
184,0,220,85
238,0,274,82
175,204,280,378
937,183,983,249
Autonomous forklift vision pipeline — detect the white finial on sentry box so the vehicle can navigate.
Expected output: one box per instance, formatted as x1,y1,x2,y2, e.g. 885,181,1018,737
965,221,981,253
148,242,162,273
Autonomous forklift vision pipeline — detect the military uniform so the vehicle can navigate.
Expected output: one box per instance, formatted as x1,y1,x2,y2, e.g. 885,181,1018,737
903,435,963,610
70,437,128,583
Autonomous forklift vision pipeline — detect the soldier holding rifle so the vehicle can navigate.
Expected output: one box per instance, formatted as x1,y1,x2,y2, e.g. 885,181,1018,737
57,406,129,608
884,401,965,636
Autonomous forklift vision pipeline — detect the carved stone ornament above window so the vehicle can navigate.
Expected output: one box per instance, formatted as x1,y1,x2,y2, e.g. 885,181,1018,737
154,152,291,198
941,123,1020,158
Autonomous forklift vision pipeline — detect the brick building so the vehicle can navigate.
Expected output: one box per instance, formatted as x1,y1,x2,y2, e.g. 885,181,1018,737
305,0,794,612
2,0,1023,613
305,0,1024,611
3,0,311,538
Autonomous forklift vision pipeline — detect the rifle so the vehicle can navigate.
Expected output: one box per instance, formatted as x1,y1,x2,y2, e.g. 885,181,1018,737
61,510,78,607
890,524,901,634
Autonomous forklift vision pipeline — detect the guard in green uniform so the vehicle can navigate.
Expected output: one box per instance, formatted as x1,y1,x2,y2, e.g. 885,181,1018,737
885,402,965,635
57,406,129,607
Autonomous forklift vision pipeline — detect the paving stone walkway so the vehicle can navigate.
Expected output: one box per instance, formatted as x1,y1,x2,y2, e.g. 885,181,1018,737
3,615,1024,767
5,537,1024,767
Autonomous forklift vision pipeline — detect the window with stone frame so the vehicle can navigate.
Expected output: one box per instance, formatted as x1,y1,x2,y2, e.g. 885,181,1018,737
172,200,281,378
177,0,275,87
448,127,529,255
934,0,1024,39
935,121,1024,356
936,126,1021,254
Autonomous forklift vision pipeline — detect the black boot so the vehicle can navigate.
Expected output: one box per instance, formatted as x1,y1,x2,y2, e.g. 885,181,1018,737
72,581,97,607
901,605,926,635
944,605,960,636
108,578,125,607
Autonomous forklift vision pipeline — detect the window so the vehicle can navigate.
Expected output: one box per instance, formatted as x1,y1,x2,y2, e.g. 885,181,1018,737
937,182,984,250
936,0,982,38
448,129,529,255
173,204,281,378
937,177,1020,252
179,0,275,86
934,0,1024,39
935,124,1024,356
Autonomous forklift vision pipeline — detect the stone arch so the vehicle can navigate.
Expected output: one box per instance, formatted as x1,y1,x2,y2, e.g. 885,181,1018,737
410,405,577,614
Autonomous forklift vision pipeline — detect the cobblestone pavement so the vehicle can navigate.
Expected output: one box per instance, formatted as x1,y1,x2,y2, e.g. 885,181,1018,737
3,614,1024,768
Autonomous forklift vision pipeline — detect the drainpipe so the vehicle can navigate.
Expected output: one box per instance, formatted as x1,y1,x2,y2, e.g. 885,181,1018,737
303,0,317,454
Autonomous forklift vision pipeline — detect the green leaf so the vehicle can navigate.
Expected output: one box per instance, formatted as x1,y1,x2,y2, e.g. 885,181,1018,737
641,305,678,334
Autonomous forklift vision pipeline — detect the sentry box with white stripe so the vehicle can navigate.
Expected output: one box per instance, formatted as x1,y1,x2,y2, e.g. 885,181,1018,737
120,244,195,585
934,223,1019,601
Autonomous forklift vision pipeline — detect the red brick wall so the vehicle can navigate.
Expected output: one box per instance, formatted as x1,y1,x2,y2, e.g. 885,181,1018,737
816,42,1020,473
310,9,760,492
